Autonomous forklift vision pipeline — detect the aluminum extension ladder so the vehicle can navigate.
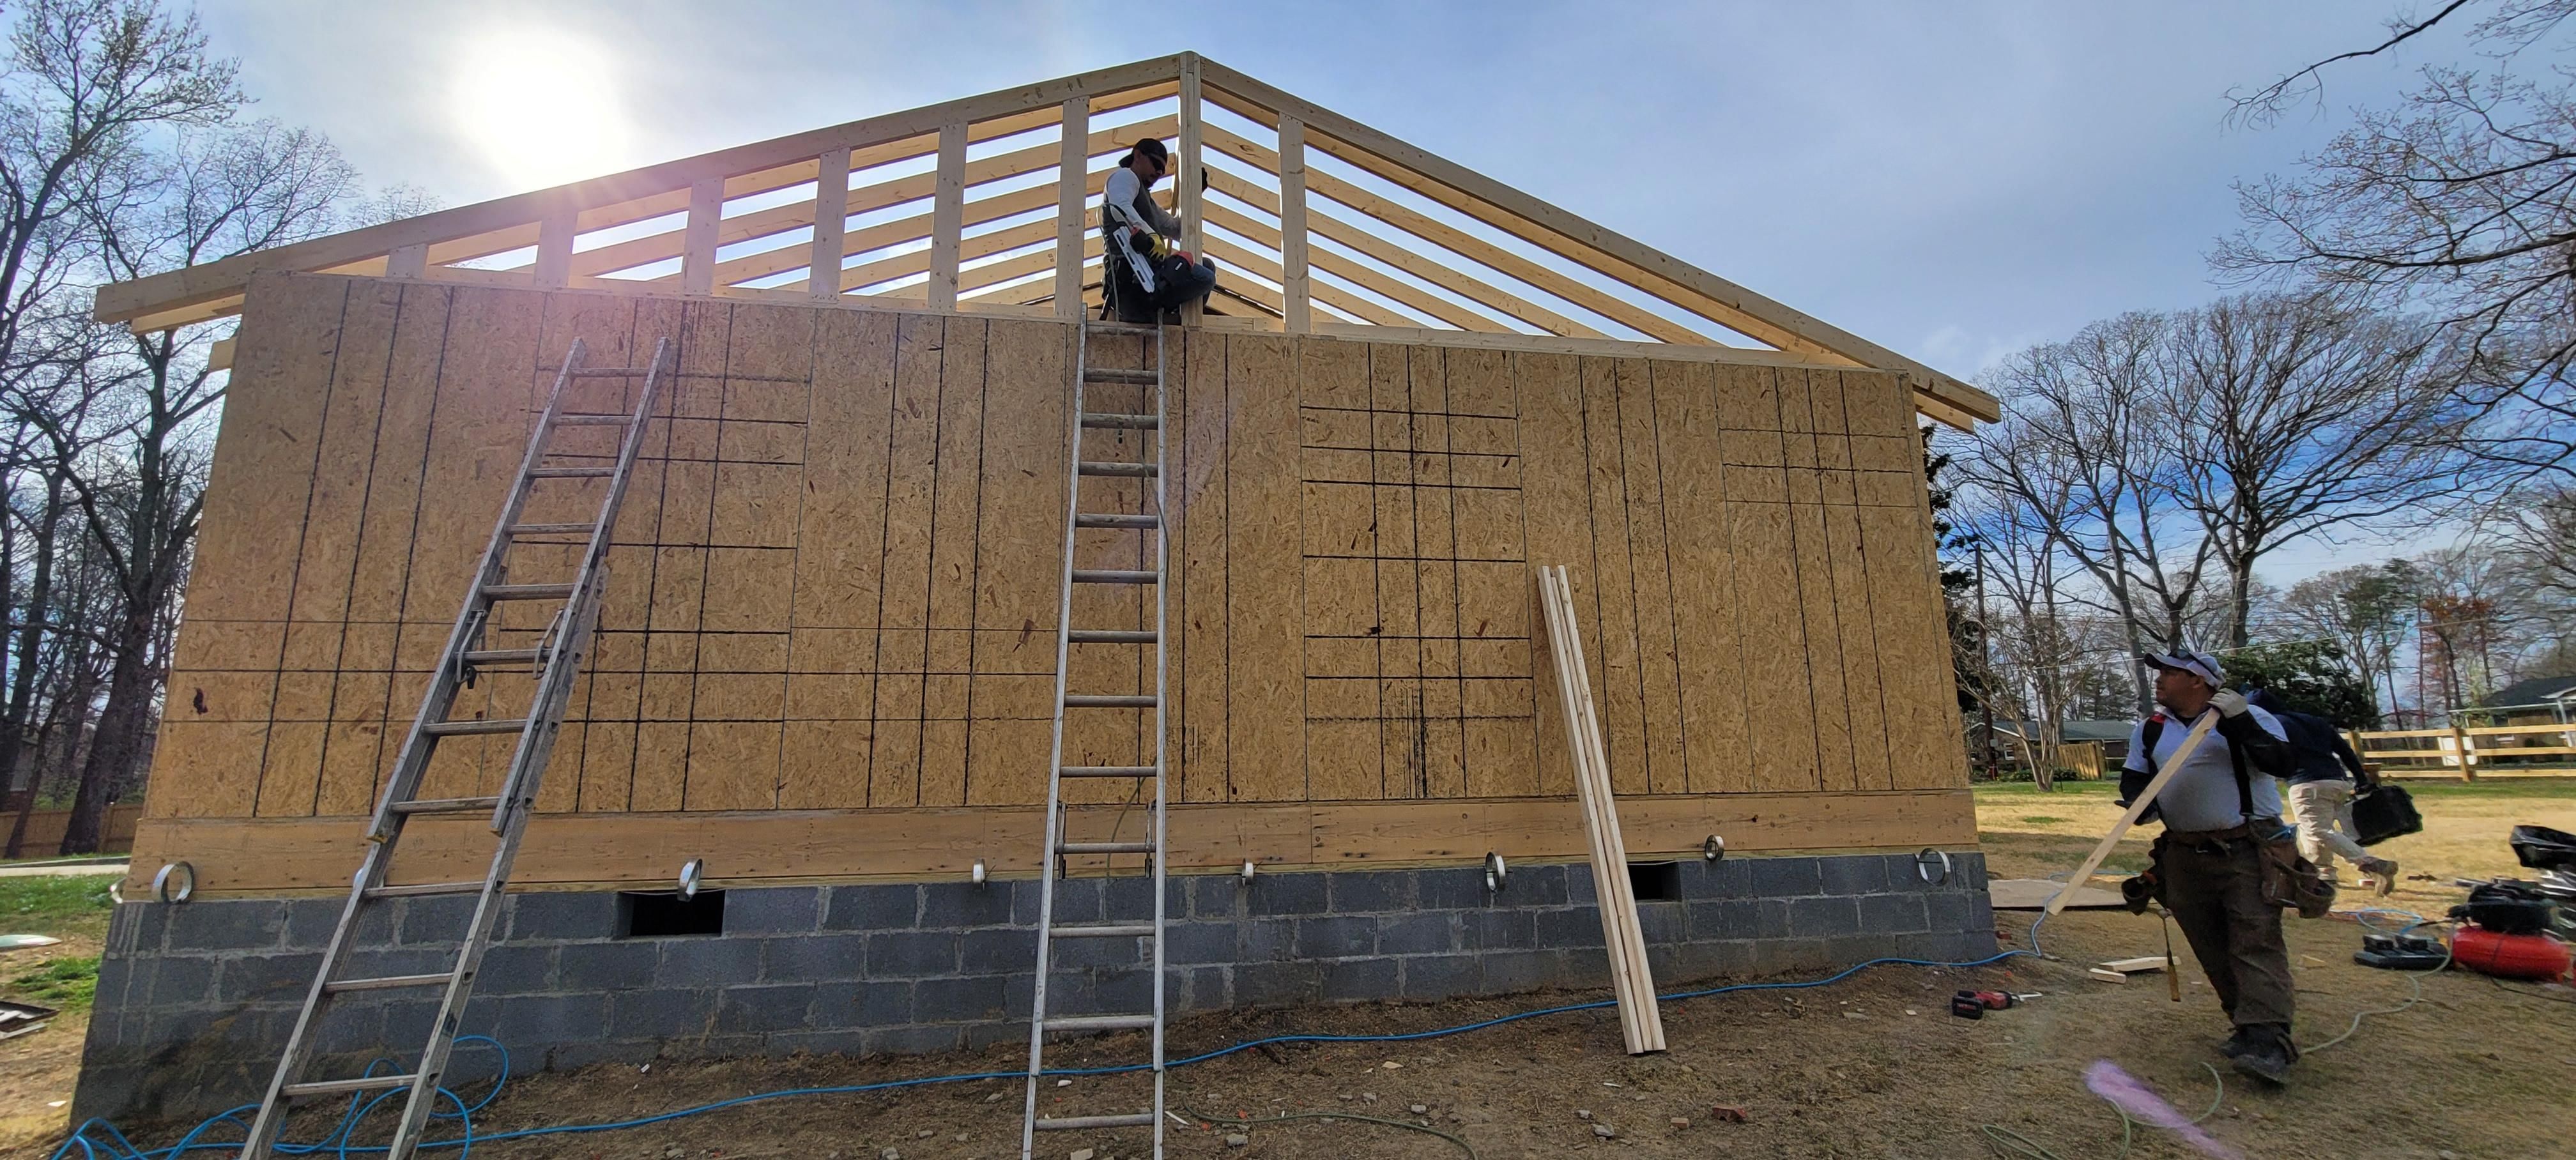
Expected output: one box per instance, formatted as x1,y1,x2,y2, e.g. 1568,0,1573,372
1021,319,1172,1158
236,337,671,1159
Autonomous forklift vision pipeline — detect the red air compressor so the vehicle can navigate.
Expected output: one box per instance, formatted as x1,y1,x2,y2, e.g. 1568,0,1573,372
2451,924,2571,981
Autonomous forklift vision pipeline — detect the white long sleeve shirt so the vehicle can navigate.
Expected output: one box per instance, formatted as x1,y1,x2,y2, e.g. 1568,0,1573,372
1102,165,1181,237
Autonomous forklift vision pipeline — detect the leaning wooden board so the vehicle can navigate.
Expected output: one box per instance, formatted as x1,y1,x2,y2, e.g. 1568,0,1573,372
1537,563,1666,1054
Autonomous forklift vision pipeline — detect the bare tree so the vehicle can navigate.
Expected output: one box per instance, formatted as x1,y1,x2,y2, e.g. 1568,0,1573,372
1965,314,2211,713
33,118,354,851
2164,294,2492,646
2221,0,2576,478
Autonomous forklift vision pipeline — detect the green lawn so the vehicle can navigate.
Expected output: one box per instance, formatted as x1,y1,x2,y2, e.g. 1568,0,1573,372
0,875,116,929
8,955,97,1012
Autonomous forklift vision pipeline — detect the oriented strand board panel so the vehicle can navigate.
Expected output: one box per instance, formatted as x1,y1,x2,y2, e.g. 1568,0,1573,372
149,273,1967,854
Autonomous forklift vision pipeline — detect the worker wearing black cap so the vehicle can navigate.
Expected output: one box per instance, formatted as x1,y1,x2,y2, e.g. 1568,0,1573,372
1101,137,1217,323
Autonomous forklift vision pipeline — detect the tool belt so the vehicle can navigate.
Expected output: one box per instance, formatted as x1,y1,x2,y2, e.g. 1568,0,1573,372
2141,819,2336,919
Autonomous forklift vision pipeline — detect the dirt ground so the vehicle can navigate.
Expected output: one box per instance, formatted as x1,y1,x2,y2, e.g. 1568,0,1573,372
15,779,2576,1159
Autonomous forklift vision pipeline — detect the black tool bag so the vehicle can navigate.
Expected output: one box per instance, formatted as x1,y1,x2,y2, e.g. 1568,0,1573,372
2350,784,2423,846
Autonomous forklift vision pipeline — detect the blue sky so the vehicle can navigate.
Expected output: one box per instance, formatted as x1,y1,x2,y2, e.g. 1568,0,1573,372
198,2,2454,378
198,1,2464,576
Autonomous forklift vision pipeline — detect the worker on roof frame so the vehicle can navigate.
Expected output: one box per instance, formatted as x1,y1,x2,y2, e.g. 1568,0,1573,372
1101,137,1217,324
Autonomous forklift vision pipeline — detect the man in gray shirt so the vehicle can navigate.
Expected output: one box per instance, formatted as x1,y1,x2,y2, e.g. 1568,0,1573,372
1100,137,1216,323
2117,650,2301,1086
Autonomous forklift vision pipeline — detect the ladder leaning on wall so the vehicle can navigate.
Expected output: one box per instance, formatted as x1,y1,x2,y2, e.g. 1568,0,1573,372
233,338,671,1160
1020,319,1174,1159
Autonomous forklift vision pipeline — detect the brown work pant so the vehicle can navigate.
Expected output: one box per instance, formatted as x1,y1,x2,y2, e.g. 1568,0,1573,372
2158,832,2296,1032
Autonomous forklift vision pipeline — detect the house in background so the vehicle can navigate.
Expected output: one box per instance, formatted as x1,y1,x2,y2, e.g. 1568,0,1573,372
2479,675,2576,726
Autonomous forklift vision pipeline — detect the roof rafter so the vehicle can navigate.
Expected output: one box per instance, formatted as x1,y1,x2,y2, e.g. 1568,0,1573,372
91,51,1994,427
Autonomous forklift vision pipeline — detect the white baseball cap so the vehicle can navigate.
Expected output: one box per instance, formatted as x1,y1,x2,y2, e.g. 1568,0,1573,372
2141,650,2223,689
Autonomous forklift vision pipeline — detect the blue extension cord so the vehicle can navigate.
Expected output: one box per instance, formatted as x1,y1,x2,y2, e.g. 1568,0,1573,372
50,915,2051,1159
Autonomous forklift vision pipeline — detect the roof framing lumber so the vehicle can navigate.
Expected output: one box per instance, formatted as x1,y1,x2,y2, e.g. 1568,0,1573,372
124,50,1988,427
94,56,1187,325
1195,61,1997,423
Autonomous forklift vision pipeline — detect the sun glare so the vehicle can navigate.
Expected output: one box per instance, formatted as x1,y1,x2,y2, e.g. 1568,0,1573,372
452,27,635,191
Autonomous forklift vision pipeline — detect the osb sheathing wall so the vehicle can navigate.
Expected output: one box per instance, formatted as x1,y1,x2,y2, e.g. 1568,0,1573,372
148,273,1965,877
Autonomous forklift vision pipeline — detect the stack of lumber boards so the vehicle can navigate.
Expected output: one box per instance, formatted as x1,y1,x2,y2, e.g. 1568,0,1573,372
1536,564,1666,1055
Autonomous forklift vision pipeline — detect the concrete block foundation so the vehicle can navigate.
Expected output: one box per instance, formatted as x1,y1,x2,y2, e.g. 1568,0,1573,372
75,851,1994,1124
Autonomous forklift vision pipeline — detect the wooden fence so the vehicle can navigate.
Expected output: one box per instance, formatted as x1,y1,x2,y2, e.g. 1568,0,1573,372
1,802,144,855
2350,721,2576,781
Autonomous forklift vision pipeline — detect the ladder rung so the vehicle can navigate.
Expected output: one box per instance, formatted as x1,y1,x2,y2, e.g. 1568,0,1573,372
1085,367,1158,385
1060,765,1157,779
324,973,450,994
527,466,613,479
504,523,595,536
1071,569,1156,584
1043,1014,1156,1033
1052,922,1154,938
1074,512,1158,530
1058,841,1154,855
551,413,636,426
483,583,574,601
569,367,650,378
285,1074,417,1099
1081,412,1160,430
1068,629,1156,644
462,648,540,666
425,718,528,736
390,796,502,816
1085,321,1158,337
1035,1113,1158,1131
364,881,484,900
1077,461,1156,478
1064,694,1154,708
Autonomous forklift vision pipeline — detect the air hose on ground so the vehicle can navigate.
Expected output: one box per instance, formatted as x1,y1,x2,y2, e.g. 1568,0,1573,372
52,919,2053,1159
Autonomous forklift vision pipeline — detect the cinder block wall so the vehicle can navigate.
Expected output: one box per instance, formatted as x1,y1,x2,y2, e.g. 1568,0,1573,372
76,852,1993,1124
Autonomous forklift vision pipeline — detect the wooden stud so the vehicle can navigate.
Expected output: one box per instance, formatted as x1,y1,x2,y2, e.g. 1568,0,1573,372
2049,710,2220,915
808,146,850,301
533,206,576,289
95,56,1189,325
1197,60,1996,422
1177,56,1206,324
928,121,967,311
681,178,723,296
1056,97,1091,319
1278,114,1311,333
1538,565,1666,1053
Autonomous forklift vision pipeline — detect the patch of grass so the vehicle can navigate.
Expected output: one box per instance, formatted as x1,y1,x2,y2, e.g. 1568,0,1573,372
8,955,97,1012
1973,780,2120,799
2020,815,2068,825
0,875,114,924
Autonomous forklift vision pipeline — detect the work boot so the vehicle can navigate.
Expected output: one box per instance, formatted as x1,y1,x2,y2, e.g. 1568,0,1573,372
2363,857,2401,897
2231,1025,2294,1087
2218,1026,2254,1060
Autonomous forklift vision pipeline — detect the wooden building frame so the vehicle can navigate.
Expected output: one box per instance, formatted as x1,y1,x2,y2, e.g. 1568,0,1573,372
98,53,1997,431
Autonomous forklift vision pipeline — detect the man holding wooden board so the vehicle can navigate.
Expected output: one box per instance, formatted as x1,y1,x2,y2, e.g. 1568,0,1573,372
2113,650,2303,1087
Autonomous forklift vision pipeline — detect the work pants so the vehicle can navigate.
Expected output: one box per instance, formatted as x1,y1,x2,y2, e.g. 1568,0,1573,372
2287,779,2370,873
2158,830,2296,1034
